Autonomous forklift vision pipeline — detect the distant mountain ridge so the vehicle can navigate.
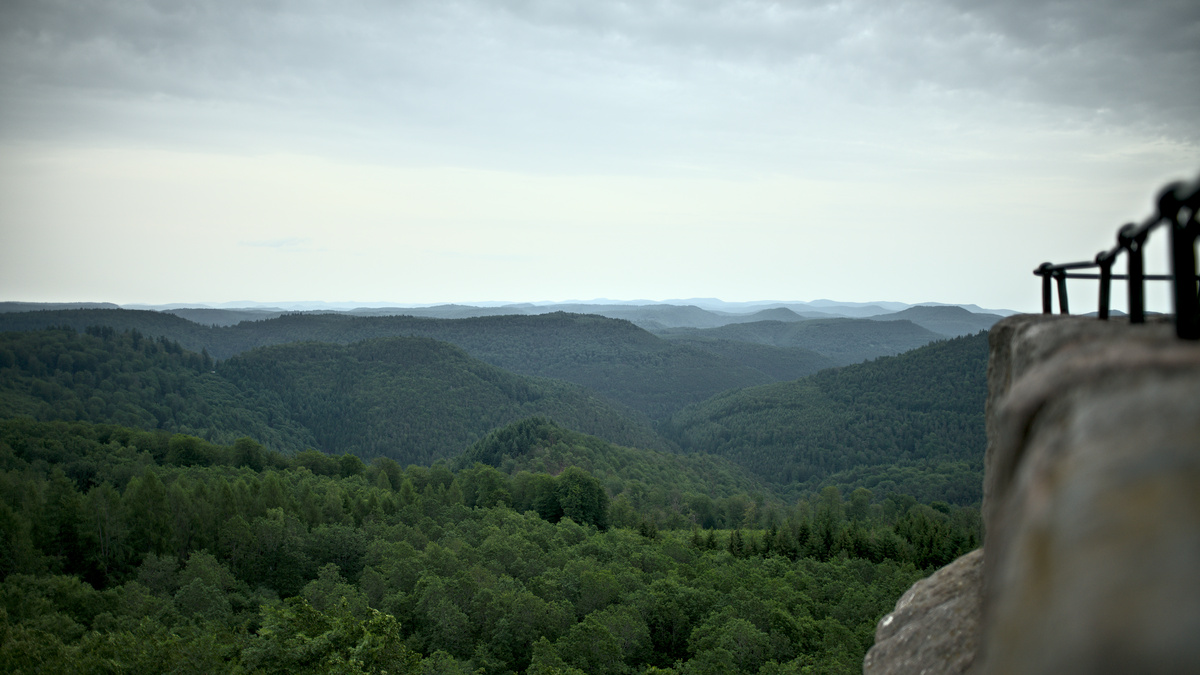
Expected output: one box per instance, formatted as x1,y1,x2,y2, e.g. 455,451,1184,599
866,305,1002,337
0,302,121,312
3,298,1019,327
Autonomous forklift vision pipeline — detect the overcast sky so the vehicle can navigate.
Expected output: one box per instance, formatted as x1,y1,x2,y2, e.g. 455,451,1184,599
1,0,1196,312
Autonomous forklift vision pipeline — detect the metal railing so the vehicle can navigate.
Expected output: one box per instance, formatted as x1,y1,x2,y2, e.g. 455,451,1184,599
1034,174,1200,340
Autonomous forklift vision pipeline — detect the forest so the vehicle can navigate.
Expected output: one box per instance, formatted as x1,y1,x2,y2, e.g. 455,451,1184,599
0,311,991,673
0,308,962,419
667,332,989,504
1,420,978,674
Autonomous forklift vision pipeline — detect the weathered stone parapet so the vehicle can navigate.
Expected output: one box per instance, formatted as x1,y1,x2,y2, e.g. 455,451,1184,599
977,314,1200,674
865,314,1200,675
863,548,983,675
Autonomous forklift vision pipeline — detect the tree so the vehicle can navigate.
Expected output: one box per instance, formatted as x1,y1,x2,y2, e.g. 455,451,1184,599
243,597,420,675
124,469,171,561
557,467,608,530
233,437,267,471
81,482,128,582
556,613,626,675
688,616,770,674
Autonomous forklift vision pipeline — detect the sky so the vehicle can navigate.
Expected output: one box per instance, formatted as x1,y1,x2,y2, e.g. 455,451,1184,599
1,0,1197,313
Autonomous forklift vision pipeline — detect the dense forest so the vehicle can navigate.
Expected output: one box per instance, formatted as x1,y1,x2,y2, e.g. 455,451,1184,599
0,326,990,503
653,318,944,366
0,327,670,462
0,309,960,419
0,309,993,673
666,332,988,504
0,419,979,674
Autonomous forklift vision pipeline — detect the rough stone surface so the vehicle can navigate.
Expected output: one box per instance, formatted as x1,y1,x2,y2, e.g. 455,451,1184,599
977,315,1200,675
866,315,1200,675
863,548,983,675
981,314,1177,526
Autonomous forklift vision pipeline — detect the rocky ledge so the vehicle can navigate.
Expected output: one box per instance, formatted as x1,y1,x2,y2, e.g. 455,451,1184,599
865,314,1200,675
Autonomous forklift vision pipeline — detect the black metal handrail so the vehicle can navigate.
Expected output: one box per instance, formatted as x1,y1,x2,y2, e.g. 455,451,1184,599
1034,174,1200,340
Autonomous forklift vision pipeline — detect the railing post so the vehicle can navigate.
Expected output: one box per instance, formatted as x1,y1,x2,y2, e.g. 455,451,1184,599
1055,271,1070,314
1034,173,1198,337
1161,184,1200,340
1096,250,1114,320
1119,223,1146,324
1039,263,1054,314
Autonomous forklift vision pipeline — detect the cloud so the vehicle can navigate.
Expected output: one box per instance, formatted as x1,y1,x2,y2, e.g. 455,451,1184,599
1,0,1195,170
1,0,1196,310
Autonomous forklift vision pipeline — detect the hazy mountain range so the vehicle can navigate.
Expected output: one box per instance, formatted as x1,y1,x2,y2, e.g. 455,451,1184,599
0,299,1013,335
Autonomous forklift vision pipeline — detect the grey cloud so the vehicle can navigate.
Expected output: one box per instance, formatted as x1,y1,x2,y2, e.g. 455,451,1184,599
0,0,1194,168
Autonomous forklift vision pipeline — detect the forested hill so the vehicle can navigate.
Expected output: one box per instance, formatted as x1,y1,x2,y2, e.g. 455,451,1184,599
218,337,673,462
654,318,945,366
455,416,770,520
0,310,777,420
0,326,315,452
0,308,219,348
666,332,990,504
655,337,837,382
865,305,1001,337
0,327,669,463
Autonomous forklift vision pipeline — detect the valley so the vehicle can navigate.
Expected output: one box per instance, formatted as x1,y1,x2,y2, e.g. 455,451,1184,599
0,300,997,673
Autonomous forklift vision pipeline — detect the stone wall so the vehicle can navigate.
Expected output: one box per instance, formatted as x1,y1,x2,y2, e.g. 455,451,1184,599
865,314,1200,675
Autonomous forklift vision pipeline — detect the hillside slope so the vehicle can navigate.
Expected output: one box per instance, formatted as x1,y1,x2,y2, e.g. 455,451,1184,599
666,332,989,503
866,305,1001,337
219,336,673,462
656,318,945,366
0,310,773,420
0,328,670,462
653,337,837,381
456,416,770,513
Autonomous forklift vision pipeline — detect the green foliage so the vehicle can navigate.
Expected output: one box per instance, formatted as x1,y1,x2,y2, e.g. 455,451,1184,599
243,597,421,675
0,420,978,673
0,310,779,420
657,318,944,367
0,327,315,451
0,328,669,463
0,309,996,673
216,336,670,462
667,332,989,504
462,417,768,527
0,316,991,509
654,336,836,381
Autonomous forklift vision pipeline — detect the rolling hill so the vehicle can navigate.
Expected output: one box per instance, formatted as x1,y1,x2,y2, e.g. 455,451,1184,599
665,331,990,504
654,317,946,366
0,327,671,463
866,305,1002,337
0,310,776,420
